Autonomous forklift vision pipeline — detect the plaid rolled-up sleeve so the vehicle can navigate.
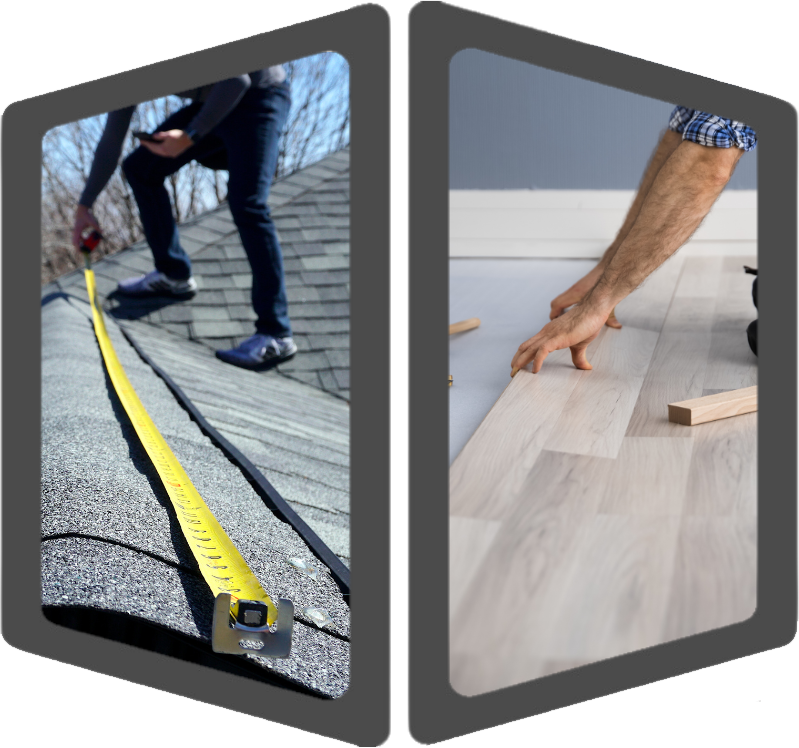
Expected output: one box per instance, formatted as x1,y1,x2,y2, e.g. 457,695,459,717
668,106,758,151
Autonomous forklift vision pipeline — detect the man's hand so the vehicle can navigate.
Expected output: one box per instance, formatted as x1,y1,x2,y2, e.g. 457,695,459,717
549,264,623,330
72,205,101,254
140,129,194,158
511,303,610,376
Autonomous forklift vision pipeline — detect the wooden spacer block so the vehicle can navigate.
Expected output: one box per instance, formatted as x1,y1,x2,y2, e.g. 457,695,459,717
668,386,757,426
449,317,481,335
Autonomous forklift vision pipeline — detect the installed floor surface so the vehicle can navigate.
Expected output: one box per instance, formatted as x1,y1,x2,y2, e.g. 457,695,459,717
449,254,758,697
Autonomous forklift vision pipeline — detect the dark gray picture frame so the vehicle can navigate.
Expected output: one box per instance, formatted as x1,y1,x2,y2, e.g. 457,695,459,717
2,5,389,745
409,2,796,742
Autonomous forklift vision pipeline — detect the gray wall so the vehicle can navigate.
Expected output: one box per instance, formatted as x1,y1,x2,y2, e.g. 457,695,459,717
449,48,757,190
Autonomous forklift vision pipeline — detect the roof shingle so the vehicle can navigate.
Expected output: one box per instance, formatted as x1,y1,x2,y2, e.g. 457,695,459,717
40,149,353,696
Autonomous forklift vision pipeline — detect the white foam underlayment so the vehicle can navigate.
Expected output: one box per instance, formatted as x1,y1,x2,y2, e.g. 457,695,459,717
449,258,597,463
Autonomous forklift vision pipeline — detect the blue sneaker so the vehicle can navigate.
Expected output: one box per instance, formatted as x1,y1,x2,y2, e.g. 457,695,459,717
117,270,197,297
215,334,297,370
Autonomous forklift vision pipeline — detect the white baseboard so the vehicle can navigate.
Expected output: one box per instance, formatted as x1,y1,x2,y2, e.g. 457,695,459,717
449,189,757,258
449,239,759,258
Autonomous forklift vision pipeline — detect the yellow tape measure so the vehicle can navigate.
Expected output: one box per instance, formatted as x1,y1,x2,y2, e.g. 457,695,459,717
84,268,292,654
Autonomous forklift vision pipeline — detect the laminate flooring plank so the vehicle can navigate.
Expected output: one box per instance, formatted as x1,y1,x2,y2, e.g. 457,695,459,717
449,516,502,626
448,251,756,697
545,325,660,459
666,255,724,303
448,259,596,464
450,420,697,693
544,256,685,457
449,352,583,520
702,255,758,390
524,514,681,661
662,516,757,641
611,252,685,333
626,257,722,437
624,330,713,436
450,656,592,697
539,659,593,678
450,449,607,695
596,437,694,516
450,648,547,697
682,409,757,519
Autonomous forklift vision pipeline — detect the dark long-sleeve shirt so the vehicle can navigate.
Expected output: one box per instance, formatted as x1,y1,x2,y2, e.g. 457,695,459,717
79,65,286,208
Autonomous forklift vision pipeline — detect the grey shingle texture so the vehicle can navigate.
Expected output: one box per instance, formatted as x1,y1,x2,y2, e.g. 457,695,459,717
53,149,351,400
41,295,349,697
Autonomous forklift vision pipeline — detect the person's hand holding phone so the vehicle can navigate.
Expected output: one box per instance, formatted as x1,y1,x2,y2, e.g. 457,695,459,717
138,129,194,158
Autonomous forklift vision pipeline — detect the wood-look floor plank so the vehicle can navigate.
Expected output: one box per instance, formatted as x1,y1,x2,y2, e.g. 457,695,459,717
450,450,607,695
544,256,686,457
682,409,757,519
538,659,593,679
597,437,694,516
668,255,724,302
450,654,593,697
662,516,757,641
626,257,721,437
448,251,757,698
524,514,681,661
450,649,546,697
612,252,685,332
449,516,501,625
545,325,660,458
450,351,583,520
625,330,713,436
702,255,758,390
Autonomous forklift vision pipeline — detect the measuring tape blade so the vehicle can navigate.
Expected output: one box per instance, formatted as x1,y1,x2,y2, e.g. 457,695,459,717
84,269,279,627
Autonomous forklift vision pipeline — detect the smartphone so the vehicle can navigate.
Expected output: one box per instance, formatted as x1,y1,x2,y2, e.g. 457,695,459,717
133,130,159,142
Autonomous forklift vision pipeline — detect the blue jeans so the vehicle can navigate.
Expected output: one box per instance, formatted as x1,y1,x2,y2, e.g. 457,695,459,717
122,81,292,339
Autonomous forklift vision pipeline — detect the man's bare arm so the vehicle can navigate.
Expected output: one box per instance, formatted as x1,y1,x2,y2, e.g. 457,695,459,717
511,139,744,375
549,129,684,325
598,130,685,269
587,139,743,305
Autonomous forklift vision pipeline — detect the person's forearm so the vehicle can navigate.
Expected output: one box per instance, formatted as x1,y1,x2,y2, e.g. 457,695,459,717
79,106,135,208
597,129,684,271
587,140,743,308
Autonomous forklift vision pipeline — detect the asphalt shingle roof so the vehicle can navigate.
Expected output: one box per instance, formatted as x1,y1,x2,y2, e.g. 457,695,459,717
41,294,349,697
117,318,351,565
55,148,351,399
46,150,351,562
40,150,352,697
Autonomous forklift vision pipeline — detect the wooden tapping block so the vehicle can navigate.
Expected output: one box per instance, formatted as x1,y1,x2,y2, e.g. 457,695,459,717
449,317,481,335
668,386,757,426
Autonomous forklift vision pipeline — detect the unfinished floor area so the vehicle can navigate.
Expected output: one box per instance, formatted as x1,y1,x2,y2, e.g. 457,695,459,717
449,253,758,697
